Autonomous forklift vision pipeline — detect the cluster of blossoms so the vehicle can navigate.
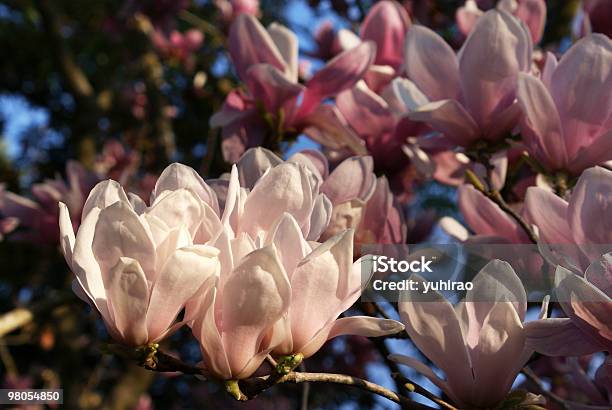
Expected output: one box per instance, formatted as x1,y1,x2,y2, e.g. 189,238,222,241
58,160,404,380
5,0,610,408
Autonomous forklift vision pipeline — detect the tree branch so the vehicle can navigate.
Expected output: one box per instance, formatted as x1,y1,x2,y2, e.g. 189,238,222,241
392,372,458,410
522,367,611,410
465,168,538,244
107,345,436,409
131,14,176,166
37,0,95,100
241,371,435,409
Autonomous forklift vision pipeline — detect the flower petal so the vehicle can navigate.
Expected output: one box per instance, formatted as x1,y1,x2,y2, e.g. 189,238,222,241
221,245,291,376
267,23,298,81
569,129,612,174
240,163,318,237
459,10,532,129
147,245,220,340
524,318,604,356
228,14,286,81
404,25,460,101
398,274,474,395
106,257,150,346
289,230,355,349
408,99,480,146
336,83,395,139
524,187,572,244
516,73,567,170
266,213,311,276
152,163,219,215
91,201,156,281
82,180,129,221
58,202,75,267
299,316,404,358
568,166,612,257
360,0,410,68
236,147,283,189
302,42,376,114
245,64,304,114
321,156,376,204
550,34,612,158
458,184,527,242
306,194,332,241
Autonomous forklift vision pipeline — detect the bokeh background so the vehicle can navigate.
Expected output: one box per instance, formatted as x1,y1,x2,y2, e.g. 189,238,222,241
0,1,593,409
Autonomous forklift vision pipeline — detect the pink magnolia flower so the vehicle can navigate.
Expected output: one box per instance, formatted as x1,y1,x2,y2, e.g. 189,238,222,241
289,149,407,247
523,166,612,271
184,160,401,379
355,176,407,247
188,244,292,380
390,260,537,408
336,0,411,91
293,152,376,241
457,0,546,44
333,78,470,192
266,218,404,358
210,14,374,162
395,10,532,148
0,142,145,245
516,35,612,176
441,183,530,244
0,161,98,245
524,254,612,355
59,170,221,346
229,147,406,247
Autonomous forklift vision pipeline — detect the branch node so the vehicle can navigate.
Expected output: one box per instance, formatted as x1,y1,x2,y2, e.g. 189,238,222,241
225,380,247,401
275,353,304,375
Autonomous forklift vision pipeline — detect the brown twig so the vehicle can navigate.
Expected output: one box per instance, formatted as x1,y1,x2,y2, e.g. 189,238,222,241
131,14,176,166
108,345,436,409
241,371,435,409
392,373,458,410
522,367,569,409
37,0,95,100
521,367,610,410
465,168,538,244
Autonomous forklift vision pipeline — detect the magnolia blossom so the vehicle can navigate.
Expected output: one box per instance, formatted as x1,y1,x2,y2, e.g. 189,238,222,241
188,244,292,380
267,219,404,358
456,0,546,43
441,183,529,244
336,0,411,90
58,175,221,346
524,166,612,271
0,141,142,245
524,254,612,355
210,14,374,162
183,161,402,379
516,35,612,175
227,147,406,248
0,161,98,244
390,260,538,408
394,10,532,148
